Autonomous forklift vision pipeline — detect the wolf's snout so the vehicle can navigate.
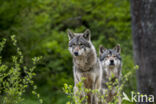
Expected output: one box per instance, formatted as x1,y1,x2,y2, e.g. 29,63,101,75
110,60,114,65
74,52,79,56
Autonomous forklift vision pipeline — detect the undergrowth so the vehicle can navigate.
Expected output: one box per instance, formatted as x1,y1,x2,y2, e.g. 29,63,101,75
63,65,138,104
0,36,43,104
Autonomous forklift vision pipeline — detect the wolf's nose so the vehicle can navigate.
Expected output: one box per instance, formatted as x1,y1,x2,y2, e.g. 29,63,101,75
110,60,114,65
74,52,79,56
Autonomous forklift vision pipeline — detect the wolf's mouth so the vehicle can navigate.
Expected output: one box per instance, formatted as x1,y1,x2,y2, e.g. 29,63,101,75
109,64,115,68
110,63,115,66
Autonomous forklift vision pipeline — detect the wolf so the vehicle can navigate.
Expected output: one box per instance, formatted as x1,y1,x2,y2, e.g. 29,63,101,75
67,29,102,104
99,44,122,104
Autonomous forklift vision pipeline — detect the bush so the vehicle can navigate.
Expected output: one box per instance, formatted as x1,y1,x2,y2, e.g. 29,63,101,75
0,36,42,104
63,65,138,104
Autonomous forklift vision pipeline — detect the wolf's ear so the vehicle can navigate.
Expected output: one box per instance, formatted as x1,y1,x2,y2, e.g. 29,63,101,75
114,44,121,53
83,29,91,41
67,29,75,40
99,45,106,55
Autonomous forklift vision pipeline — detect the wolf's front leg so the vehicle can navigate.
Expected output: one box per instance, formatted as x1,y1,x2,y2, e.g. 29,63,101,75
118,96,121,104
93,76,102,104
74,86,79,103
86,92,93,104
74,86,87,104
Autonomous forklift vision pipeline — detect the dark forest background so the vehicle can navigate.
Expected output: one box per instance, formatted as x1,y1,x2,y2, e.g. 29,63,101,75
0,0,141,103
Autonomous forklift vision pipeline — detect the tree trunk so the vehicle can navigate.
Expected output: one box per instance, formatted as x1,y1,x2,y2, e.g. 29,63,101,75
130,0,156,103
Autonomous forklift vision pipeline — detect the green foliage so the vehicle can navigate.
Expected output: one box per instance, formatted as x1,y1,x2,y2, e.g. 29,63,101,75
0,36,42,104
63,65,139,104
0,0,135,103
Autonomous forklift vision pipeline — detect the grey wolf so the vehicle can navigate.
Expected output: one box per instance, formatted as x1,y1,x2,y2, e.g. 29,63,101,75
99,44,122,104
67,29,102,104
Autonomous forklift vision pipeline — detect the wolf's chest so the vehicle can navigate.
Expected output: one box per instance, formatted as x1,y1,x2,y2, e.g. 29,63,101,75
106,68,118,78
75,58,88,68
83,73,94,89
79,72,95,89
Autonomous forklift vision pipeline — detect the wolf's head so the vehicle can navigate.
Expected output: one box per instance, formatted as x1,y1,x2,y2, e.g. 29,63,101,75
67,29,93,57
99,44,121,69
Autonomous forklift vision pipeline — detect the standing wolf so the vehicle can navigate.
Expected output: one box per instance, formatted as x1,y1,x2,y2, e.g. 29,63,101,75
99,44,122,104
67,29,102,104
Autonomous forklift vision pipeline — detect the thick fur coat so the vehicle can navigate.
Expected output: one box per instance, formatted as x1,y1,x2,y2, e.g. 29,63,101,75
99,45,122,104
67,29,102,104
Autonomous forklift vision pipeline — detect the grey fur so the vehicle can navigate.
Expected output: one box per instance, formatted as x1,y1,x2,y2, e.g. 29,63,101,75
67,29,102,104
99,45,122,104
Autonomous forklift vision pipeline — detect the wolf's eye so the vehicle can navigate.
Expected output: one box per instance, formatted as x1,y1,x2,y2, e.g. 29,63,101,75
72,44,76,47
105,56,109,59
79,44,84,48
114,56,118,58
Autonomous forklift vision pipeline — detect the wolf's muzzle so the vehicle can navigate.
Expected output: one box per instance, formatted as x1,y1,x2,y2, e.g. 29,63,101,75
110,60,114,65
74,52,79,56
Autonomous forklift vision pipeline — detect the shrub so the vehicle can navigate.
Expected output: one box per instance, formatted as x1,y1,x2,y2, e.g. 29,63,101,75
0,36,42,104
63,65,138,104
